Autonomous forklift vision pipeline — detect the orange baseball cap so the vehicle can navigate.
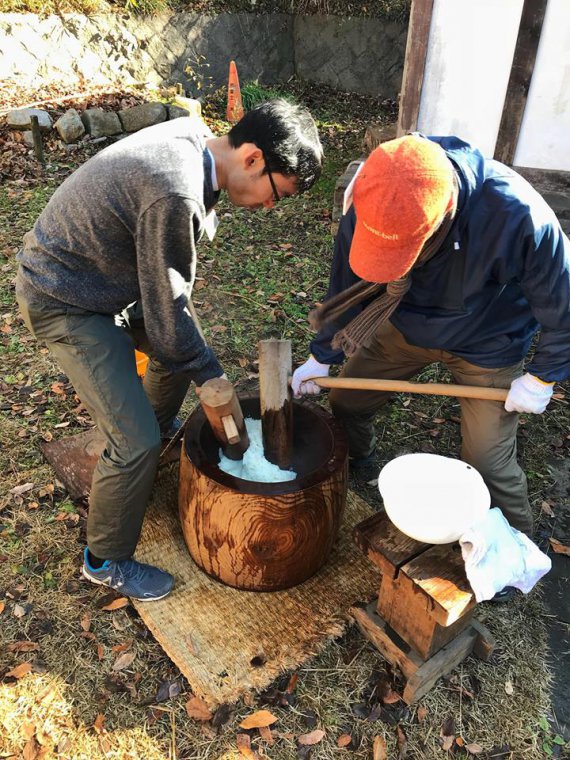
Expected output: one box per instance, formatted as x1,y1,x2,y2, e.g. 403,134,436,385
349,135,456,283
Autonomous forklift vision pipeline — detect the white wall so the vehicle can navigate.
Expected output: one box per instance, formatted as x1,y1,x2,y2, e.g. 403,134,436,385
416,0,523,158
513,0,570,170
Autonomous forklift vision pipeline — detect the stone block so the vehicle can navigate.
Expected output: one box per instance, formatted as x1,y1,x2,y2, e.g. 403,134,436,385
167,105,190,120
54,108,85,143
118,102,167,133
81,108,122,138
6,108,52,132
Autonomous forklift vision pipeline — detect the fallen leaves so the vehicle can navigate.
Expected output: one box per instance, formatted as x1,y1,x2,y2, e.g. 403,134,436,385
373,735,387,759
186,695,213,721
9,482,34,496
6,661,33,679
298,728,325,745
112,651,135,671
239,709,278,729
550,538,570,556
440,716,455,751
236,733,257,759
417,705,428,722
100,597,129,611
6,640,39,653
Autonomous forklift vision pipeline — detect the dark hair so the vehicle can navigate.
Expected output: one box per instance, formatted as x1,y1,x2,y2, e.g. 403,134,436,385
228,99,323,193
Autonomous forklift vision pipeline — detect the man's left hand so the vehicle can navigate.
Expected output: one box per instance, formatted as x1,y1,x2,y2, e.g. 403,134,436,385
504,373,554,414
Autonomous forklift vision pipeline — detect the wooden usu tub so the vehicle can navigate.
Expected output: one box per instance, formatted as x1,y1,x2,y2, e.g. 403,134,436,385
179,394,348,591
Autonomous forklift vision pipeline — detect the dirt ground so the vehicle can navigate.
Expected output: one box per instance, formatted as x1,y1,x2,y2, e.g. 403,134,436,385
1,82,569,759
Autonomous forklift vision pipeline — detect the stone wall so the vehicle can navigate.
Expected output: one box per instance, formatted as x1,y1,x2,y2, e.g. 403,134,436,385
0,12,406,100
294,15,406,99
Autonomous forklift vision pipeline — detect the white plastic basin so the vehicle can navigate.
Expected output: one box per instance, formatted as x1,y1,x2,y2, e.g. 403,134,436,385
378,453,490,544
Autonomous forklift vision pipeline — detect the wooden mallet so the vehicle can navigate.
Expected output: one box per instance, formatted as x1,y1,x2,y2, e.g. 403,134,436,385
199,377,250,460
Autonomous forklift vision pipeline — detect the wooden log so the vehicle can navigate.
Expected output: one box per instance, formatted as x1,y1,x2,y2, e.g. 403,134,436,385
311,376,509,402
258,339,293,469
30,115,45,164
198,377,249,461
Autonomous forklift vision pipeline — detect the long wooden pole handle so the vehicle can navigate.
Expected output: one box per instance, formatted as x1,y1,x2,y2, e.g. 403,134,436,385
309,376,508,402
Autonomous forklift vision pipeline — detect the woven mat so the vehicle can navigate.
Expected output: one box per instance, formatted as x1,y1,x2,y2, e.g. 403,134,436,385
133,467,380,707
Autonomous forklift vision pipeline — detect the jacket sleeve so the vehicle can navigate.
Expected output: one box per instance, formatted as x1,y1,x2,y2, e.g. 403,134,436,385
135,194,223,384
309,206,365,364
522,220,570,382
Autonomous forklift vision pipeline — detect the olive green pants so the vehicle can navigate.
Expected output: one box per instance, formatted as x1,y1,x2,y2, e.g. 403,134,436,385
329,322,532,535
17,295,194,560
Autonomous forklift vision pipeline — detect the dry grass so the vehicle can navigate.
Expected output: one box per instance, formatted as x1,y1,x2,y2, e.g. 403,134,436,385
0,81,567,760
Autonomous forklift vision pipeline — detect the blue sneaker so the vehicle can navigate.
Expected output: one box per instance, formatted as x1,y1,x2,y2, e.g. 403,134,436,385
82,548,174,601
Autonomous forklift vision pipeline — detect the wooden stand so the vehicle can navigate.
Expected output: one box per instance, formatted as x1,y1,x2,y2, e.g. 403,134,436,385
258,339,293,469
198,377,249,460
350,511,495,703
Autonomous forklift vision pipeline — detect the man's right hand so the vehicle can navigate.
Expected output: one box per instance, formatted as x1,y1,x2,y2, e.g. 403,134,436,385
291,356,330,397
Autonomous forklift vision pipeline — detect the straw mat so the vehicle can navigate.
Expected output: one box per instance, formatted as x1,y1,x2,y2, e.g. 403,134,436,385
133,468,381,707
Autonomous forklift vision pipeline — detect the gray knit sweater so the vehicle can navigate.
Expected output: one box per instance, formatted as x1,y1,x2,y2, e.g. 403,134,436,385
17,116,223,383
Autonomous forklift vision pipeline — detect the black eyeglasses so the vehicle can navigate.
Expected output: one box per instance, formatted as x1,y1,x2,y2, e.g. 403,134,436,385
266,168,281,204
262,151,281,204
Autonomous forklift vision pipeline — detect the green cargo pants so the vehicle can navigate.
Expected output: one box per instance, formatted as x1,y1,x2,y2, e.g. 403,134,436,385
329,321,532,535
17,295,194,560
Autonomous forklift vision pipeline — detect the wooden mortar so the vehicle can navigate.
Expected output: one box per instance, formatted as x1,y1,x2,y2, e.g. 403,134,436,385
179,394,348,591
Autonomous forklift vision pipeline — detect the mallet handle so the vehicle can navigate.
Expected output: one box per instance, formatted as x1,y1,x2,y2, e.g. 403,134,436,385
309,376,508,402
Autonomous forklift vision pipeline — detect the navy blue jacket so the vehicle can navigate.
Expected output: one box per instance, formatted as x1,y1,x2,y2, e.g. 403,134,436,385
310,136,570,383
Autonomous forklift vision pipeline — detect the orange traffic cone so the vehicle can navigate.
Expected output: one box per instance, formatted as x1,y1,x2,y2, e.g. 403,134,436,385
226,60,244,123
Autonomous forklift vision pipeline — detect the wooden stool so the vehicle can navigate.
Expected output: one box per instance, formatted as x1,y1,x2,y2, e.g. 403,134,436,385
350,511,495,703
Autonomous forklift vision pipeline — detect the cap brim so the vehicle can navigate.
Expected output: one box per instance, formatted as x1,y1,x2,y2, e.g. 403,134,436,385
349,217,423,283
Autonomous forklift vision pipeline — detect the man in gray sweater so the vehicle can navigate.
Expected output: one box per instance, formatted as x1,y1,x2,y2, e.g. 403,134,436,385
16,99,323,601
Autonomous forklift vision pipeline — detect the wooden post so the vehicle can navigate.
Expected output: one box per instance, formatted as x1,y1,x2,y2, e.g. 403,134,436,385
198,377,249,461
494,0,548,165
30,115,45,164
258,339,293,469
397,0,435,137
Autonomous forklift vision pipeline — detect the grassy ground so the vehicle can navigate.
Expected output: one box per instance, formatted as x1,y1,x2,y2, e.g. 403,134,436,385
1,82,569,759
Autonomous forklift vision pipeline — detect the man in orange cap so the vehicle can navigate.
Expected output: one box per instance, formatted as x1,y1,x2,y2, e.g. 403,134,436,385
292,135,570,557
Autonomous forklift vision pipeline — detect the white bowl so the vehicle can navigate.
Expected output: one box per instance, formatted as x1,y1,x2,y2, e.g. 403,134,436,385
378,453,490,544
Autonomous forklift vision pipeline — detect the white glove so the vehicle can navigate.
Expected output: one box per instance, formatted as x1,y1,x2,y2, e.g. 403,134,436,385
504,373,554,414
291,356,330,398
